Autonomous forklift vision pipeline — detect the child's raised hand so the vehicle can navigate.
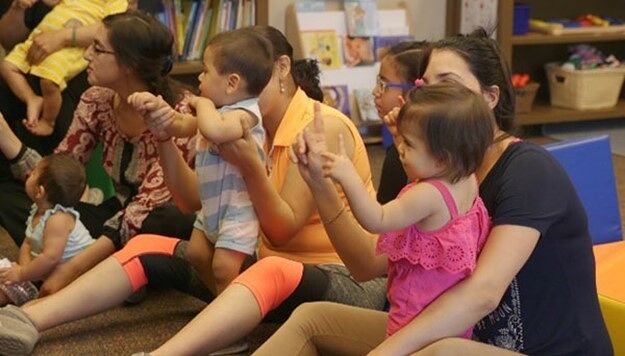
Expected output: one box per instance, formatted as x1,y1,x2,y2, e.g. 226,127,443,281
321,133,355,182
290,102,328,182
0,263,22,285
383,105,402,138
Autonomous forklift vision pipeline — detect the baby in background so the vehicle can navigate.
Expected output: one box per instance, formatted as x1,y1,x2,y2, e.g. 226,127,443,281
0,0,128,136
0,153,95,306
128,27,274,294
303,81,494,338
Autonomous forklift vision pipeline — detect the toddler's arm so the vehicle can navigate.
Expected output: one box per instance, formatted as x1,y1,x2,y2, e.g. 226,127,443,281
0,211,73,284
17,238,32,266
128,92,197,139
188,96,257,144
324,139,436,233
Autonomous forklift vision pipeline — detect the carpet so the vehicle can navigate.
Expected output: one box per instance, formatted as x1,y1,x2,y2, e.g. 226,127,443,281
542,119,625,156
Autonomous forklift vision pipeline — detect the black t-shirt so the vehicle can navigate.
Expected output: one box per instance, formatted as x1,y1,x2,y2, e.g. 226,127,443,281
473,141,612,355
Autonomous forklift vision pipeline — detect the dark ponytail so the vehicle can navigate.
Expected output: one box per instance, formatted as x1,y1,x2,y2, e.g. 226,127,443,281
291,59,323,101
103,10,184,106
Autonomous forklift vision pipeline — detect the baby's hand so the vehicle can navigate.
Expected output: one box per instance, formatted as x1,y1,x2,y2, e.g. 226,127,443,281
129,92,175,140
0,263,22,285
321,133,355,183
128,91,161,115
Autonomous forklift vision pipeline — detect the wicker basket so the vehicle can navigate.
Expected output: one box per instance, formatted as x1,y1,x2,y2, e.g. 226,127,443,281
515,82,539,114
545,62,625,110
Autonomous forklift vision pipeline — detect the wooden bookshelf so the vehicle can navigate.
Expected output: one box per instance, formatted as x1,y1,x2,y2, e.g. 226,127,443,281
517,100,625,126
447,0,625,126
171,60,203,75
511,32,625,46
170,0,268,76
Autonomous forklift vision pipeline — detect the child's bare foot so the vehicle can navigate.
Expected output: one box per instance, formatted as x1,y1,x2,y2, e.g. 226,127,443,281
25,120,54,136
23,96,43,129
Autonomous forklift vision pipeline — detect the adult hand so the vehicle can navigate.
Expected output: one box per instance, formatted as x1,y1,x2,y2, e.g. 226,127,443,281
219,117,262,172
27,29,68,65
129,92,174,141
289,102,328,183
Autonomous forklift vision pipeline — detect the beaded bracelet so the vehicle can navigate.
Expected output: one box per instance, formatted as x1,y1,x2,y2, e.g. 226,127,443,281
71,26,78,47
322,204,346,225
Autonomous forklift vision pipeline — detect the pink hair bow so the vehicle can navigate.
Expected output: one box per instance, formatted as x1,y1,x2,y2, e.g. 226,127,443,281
414,78,425,88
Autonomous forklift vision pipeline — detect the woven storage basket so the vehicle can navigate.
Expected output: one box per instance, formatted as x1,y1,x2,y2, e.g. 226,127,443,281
545,62,625,110
515,82,540,113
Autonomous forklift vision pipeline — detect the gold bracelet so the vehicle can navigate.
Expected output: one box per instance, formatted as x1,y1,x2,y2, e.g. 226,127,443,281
322,204,346,225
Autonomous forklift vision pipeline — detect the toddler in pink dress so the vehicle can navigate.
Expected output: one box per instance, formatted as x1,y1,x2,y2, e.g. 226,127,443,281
322,81,494,337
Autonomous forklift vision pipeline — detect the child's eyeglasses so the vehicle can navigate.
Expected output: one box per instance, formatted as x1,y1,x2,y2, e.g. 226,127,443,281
89,41,115,56
375,75,414,92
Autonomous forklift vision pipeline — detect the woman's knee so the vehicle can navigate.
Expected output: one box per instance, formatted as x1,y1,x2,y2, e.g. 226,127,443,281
232,256,304,317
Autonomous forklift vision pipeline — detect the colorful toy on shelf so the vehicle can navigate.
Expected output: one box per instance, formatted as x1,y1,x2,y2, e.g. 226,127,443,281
528,14,625,35
511,73,539,114
563,44,622,70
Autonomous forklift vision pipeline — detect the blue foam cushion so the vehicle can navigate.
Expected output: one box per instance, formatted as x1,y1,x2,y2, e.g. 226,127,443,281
544,135,623,244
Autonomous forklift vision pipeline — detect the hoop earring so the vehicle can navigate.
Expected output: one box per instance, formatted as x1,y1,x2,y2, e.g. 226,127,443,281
279,80,285,93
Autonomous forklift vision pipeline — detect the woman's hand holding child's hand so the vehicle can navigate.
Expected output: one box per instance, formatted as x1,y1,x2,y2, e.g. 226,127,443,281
128,92,174,141
0,263,23,285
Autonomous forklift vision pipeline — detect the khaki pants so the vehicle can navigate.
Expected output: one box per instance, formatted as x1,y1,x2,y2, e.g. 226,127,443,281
254,301,525,356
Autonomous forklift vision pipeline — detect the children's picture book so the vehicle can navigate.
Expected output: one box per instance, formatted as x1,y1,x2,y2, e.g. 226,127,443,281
353,88,380,122
321,85,351,117
295,0,326,12
300,30,343,69
373,35,414,61
344,0,378,37
343,36,374,67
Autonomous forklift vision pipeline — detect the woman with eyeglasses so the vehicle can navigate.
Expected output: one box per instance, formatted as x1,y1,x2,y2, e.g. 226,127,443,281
0,10,196,297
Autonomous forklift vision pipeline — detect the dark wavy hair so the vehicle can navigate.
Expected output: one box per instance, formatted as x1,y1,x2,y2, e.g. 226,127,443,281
425,28,516,134
102,10,183,106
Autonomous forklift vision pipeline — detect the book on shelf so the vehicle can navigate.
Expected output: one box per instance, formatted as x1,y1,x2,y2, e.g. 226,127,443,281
373,35,414,61
300,30,343,70
321,85,351,117
344,0,378,37
154,0,256,63
295,0,325,12
343,36,374,67
353,88,379,123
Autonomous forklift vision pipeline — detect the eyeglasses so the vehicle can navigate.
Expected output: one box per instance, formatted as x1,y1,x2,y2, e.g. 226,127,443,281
375,75,414,92
89,41,115,56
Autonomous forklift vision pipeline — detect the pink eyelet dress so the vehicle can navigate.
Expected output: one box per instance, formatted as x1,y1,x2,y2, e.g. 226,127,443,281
376,179,491,337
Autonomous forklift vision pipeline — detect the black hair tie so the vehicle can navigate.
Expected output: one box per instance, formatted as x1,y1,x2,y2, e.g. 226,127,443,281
161,55,173,76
